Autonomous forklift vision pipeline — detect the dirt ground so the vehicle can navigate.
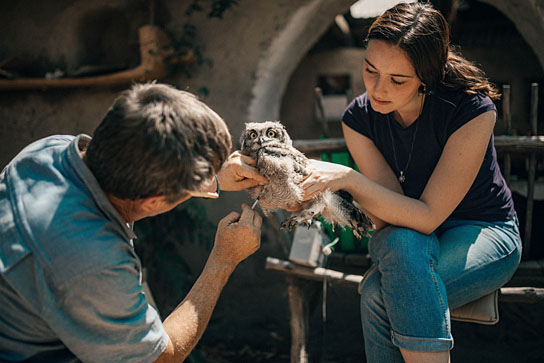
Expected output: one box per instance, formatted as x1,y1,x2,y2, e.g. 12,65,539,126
192,286,544,363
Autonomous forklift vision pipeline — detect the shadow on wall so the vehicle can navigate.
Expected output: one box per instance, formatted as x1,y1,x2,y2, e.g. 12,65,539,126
73,7,137,76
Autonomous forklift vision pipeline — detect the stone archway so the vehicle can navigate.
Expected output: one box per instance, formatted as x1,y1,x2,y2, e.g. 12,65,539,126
481,0,544,71
247,0,354,122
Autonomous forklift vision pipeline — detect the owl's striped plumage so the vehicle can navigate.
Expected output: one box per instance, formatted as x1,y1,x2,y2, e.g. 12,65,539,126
240,121,374,238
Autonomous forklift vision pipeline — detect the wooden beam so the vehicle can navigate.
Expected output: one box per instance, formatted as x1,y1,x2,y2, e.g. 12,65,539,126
266,257,362,289
265,257,544,303
495,135,544,153
499,287,544,303
0,25,195,91
293,136,544,156
293,138,347,156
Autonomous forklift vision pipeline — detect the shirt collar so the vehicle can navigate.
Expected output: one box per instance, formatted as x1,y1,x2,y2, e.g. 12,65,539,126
67,134,137,240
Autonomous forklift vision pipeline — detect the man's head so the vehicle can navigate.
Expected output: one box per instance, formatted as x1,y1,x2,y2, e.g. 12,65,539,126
86,82,232,205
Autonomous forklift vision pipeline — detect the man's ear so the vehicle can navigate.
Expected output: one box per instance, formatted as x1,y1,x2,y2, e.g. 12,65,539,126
139,195,168,212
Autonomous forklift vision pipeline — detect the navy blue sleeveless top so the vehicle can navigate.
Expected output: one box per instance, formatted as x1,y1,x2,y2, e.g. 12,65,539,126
343,86,515,222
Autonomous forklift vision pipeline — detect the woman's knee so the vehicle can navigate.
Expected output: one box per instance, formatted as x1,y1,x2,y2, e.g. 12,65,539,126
370,226,437,267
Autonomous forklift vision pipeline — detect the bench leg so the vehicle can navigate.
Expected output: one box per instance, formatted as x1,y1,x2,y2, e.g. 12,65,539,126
286,276,321,363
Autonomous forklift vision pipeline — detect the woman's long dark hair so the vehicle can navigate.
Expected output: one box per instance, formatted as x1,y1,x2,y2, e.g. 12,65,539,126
366,1,500,99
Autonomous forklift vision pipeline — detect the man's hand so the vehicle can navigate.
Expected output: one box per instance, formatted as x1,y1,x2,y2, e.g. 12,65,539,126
210,204,262,266
217,151,268,191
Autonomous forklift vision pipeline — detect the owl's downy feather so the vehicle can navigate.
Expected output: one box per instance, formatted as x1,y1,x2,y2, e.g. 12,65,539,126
240,120,375,238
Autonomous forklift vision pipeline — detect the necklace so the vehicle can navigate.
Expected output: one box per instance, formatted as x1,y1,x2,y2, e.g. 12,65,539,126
387,95,424,183
388,119,418,183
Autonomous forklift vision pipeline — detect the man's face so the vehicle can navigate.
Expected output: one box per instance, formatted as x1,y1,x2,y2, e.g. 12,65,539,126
144,174,219,218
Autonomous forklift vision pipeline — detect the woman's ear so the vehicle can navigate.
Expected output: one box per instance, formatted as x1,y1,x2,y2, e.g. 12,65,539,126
419,83,427,94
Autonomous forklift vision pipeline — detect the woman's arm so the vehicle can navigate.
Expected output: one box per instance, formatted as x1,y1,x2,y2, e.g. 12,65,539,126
302,110,496,235
343,122,403,230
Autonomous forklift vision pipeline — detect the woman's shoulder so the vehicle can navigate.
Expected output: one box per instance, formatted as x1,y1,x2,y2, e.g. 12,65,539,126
429,86,495,112
343,92,376,135
345,92,374,118
428,86,496,135
347,92,370,109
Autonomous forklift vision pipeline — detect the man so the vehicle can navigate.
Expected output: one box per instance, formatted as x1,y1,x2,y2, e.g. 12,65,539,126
0,82,268,362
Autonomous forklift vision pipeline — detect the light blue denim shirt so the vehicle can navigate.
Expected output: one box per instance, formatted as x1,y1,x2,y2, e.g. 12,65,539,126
0,135,169,362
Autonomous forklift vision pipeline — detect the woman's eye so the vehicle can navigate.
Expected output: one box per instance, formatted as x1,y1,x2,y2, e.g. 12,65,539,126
392,78,406,86
364,67,377,74
267,130,276,137
249,131,257,139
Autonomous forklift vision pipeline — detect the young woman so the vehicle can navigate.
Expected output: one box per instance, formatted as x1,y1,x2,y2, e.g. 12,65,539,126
300,3,522,362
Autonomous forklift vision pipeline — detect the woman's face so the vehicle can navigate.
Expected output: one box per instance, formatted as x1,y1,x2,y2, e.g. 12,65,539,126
362,39,424,125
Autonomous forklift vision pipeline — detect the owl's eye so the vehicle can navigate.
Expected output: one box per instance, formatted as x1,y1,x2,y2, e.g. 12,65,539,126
266,129,276,138
248,131,258,139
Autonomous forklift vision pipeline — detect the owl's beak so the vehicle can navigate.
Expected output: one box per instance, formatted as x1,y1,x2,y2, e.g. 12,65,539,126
257,136,264,145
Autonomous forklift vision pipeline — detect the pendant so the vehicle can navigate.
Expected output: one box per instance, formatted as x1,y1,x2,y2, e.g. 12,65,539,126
398,171,406,183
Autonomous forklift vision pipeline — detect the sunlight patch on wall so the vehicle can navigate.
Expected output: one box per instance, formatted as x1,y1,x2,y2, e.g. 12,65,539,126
350,0,416,19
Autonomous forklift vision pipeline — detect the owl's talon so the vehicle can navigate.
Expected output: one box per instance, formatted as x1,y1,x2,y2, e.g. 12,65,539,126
280,220,292,231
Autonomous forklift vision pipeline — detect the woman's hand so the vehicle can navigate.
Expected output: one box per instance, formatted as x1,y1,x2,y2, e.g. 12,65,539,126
300,159,353,200
218,151,268,191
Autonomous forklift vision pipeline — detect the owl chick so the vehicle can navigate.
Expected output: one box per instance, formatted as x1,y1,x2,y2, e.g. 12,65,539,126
240,120,374,239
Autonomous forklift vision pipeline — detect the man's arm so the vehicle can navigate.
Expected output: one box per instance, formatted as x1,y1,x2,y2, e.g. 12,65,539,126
154,204,262,362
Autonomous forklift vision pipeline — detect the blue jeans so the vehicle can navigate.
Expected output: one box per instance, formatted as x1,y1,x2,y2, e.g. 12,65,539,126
359,217,522,362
